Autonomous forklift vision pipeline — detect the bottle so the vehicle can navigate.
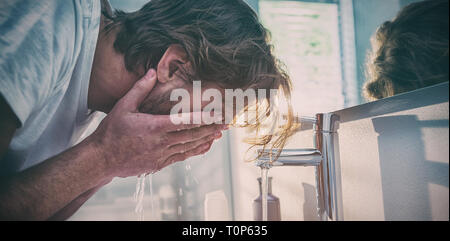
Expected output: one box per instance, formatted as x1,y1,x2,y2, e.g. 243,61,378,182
253,177,281,221
204,190,231,221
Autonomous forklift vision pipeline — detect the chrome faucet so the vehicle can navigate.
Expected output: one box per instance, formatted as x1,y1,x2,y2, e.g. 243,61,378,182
256,148,322,168
256,113,341,221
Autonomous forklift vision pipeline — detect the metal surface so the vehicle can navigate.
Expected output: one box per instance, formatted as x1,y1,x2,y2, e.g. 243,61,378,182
256,149,322,167
318,113,341,220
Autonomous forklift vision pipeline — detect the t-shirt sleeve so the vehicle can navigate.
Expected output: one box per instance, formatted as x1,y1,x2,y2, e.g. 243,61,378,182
0,0,75,126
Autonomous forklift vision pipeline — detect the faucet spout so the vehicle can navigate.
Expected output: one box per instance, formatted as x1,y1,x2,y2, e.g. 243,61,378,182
256,149,322,168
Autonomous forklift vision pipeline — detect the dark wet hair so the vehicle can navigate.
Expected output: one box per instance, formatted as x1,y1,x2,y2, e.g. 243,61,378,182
364,0,449,100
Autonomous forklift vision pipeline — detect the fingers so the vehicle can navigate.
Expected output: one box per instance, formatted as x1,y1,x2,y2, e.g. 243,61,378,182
167,124,227,144
117,69,157,111
162,140,213,168
154,112,223,131
165,132,221,157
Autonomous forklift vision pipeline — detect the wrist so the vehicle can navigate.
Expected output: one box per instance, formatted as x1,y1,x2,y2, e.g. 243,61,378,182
83,134,115,182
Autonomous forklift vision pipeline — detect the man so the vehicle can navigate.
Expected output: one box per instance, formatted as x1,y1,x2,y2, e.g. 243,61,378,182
364,0,449,100
0,0,293,220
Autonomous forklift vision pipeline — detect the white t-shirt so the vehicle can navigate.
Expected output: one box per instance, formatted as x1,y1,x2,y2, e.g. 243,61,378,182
0,0,101,175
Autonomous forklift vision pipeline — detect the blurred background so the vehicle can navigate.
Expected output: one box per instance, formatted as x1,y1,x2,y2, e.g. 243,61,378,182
69,0,423,221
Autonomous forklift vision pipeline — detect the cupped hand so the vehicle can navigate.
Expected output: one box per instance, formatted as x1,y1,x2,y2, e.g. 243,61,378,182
89,69,226,178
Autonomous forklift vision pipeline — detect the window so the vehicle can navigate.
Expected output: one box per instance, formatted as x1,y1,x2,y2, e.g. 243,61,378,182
259,0,358,115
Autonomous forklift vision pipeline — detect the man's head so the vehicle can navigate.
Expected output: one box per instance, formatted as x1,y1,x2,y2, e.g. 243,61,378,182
92,0,294,160
364,0,449,101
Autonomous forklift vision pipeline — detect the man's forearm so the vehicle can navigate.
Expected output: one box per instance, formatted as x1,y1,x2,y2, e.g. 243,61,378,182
47,181,108,221
0,137,111,220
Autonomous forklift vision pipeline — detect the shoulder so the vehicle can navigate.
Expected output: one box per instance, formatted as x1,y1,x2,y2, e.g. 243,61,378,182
0,1,76,23
0,0,97,125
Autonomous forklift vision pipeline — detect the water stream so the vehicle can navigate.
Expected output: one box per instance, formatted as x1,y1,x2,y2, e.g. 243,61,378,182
258,151,273,221
134,173,158,220
260,167,269,221
148,174,155,220
134,175,146,220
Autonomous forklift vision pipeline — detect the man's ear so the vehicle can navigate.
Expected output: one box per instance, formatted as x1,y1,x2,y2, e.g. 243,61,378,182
157,44,189,83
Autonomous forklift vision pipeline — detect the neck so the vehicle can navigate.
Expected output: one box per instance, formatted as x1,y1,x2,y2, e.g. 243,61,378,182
88,19,142,113
88,15,114,112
